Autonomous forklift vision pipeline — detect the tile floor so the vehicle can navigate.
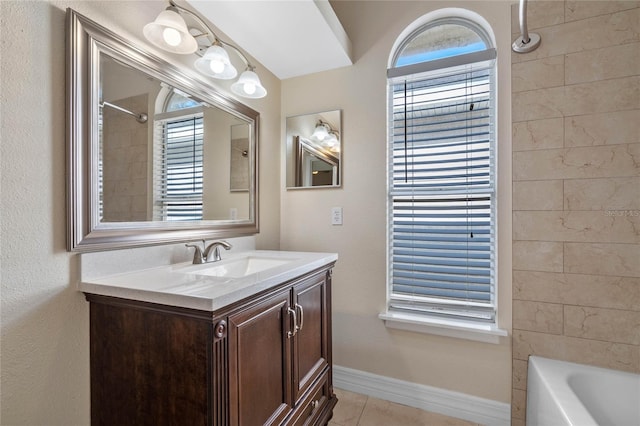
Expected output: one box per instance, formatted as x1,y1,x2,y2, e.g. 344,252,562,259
328,388,481,426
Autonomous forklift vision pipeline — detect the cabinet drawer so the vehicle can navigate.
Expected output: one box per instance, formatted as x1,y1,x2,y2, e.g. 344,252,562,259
289,372,329,426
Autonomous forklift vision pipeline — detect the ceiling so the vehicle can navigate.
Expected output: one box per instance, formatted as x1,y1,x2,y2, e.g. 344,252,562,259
188,0,353,80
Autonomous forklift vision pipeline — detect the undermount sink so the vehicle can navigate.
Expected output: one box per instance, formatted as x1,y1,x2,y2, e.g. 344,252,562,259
182,255,297,278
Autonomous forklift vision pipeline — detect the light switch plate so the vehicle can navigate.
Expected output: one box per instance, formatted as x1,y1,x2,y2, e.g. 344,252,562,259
331,207,343,225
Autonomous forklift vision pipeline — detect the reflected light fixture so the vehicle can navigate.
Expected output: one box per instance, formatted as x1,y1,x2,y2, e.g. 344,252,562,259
324,130,339,147
312,121,330,140
144,1,267,99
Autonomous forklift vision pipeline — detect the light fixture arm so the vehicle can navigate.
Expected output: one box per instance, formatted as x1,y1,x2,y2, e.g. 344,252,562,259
316,120,330,130
167,0,255,69
319,120,337,134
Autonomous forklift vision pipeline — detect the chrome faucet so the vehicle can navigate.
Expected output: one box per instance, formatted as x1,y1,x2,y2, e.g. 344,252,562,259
185,240,232,264
185,240,206,264
204,240,232,262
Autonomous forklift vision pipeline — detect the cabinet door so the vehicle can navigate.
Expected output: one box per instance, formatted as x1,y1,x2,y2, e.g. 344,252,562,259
89,300,210,426
292,272,329,403
227,290,294,426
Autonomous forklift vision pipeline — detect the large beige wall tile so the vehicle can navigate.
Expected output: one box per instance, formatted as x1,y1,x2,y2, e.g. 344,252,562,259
511,1,564,35
512,8,640,63
512,359,528,391
564,242,640,277
514,211,640,243
512,87,564,121
560,76,640,115
513,271,640,311
565,111,640,147
513,144,640,180
565,1,640,22
512,77,639,122
564,177,640,211
513,180,563,210
564,306,640,345
513,300,563,334
512,118,564,151
566,43,640,85
131,197,147,216
511,418,525,426
512,330,640,372
512,56,564,92
115,177,147,196
513,241,563,272
511,389,526,420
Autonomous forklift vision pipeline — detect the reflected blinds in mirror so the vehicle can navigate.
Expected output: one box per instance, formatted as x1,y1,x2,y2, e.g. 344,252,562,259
154,115,204,221
388,64,495,321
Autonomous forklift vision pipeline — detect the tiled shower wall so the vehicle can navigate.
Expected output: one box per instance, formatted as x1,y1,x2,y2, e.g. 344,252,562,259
510,1,639,424
102,94,150,222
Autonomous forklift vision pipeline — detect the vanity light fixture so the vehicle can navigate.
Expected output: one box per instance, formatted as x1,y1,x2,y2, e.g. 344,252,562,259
144,1,267,99
194,42,237,79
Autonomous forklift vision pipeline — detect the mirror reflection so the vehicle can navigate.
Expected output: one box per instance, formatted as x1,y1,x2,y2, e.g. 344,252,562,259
100,54,251,222
286,110,341,188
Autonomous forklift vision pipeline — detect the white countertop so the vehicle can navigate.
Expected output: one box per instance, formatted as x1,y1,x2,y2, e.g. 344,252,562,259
79,250,338,311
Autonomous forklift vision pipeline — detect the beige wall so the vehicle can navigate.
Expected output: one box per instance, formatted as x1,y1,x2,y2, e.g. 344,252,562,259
282,1,514,403
510,1,640,424
0,1,280,424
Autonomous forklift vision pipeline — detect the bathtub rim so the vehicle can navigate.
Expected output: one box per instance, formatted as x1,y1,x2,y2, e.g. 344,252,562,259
526,356,597,426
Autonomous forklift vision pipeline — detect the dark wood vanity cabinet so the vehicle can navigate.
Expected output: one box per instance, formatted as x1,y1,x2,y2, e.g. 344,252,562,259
227,289,293,425
87,266,337,426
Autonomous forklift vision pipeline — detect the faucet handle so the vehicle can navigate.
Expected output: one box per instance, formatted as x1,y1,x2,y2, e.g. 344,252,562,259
185,240,206,264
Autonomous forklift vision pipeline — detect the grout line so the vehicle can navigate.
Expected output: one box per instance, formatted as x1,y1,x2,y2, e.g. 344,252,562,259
355,395,368,426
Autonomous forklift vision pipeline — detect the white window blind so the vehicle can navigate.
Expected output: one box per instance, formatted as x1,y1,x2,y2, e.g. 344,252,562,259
388,64,496,322
153,114,204,221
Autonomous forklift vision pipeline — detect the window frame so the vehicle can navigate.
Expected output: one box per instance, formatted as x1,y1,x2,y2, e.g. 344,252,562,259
382,15,506,341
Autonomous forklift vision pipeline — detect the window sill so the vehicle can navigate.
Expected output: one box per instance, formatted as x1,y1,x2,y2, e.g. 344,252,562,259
378,311,508,344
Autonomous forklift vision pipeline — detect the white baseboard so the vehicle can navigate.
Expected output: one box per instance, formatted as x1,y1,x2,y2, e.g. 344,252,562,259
333,365,511,426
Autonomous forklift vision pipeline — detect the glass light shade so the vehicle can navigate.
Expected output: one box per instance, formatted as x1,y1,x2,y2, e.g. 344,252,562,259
312,123,329,140
143,9,198,54
231,70,267,99
194,45,238,79
324,132,339,147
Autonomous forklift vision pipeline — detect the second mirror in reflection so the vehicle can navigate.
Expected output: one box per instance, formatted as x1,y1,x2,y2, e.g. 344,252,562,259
286,110,341,188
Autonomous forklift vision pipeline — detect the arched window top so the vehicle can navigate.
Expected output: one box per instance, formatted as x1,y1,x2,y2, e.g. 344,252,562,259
164,90,199,112
154,84,202,116
394,20,489,67
388,12,496,78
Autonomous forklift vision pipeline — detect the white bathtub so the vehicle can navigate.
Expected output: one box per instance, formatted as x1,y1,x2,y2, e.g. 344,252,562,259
527,356,640,426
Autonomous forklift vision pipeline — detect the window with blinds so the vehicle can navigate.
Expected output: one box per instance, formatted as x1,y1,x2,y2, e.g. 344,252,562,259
153,114,204,221
387,19,496,323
